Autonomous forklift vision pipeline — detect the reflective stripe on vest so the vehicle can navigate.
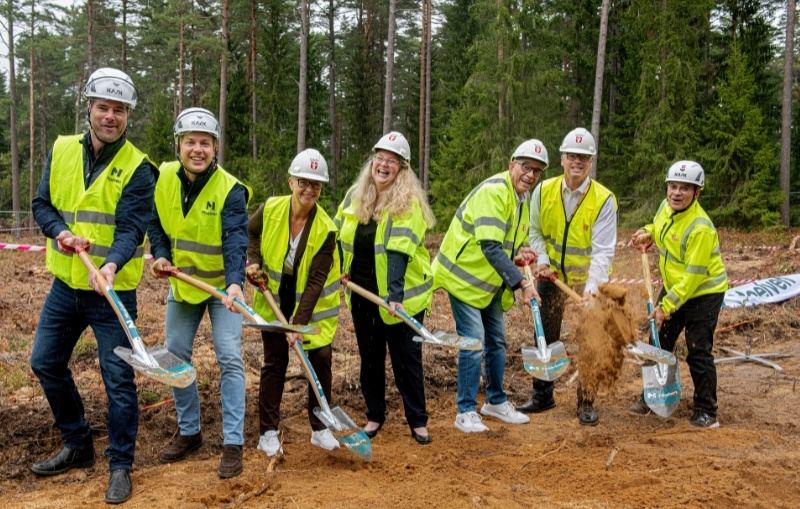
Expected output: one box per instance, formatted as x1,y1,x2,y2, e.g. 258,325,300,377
154,161,252,304
336,185,433,324
45,134,148,291
253,195,340,349
539,176,616,285
432,171,528,311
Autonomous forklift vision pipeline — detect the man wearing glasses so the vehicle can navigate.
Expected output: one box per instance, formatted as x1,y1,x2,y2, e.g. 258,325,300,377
433,139,545,433
519,127,618,427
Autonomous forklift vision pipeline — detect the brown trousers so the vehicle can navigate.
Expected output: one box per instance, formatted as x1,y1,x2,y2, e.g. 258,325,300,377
258,331,333,433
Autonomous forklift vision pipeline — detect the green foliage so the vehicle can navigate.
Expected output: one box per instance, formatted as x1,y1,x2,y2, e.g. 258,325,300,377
700,41,782,229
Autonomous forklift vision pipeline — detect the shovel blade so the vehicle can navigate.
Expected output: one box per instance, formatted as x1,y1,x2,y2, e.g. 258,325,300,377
521,342,570,381
313,405,372,461
626,341,676,365
114,346,196,388
412,331,482,351
642,363,681,418
244,320,321,334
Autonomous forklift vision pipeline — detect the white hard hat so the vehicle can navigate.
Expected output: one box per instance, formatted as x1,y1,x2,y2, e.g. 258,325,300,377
83,67,137,109
666,160,704,188
512,139,548,167
559,127,596,156
373,131,411,162
173,107,221,139
289,148,329,182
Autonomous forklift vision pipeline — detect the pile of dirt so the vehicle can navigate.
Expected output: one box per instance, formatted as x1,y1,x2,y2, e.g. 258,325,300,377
576,283,639,398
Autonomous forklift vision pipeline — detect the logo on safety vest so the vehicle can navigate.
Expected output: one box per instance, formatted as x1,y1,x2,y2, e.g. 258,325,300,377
110,167,123,177
207,201,216,211
671,234,678,242
107,167,123,184
583,224,589,231
576,136,583,143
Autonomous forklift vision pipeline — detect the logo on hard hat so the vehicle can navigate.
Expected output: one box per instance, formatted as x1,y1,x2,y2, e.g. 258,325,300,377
535,146,542,153
576,136,583,143
106,88,123,96
310,160,319,170
389,134,397,141
191,119,207,127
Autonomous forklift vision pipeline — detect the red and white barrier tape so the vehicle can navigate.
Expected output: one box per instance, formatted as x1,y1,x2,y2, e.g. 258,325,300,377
724,245,783,251
1,243,154,259
607,277,757,286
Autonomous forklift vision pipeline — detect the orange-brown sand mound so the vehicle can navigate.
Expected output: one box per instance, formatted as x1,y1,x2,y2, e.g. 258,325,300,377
576,283,637,398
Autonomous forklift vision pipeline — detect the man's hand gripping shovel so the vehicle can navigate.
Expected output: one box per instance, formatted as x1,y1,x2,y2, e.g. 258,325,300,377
70,244,196,388
341,275,481,351
246,274,372,462
633,242,681,417
519,263,570,381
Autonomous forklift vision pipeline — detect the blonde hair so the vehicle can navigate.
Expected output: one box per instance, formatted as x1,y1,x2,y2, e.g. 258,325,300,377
351,156,435,228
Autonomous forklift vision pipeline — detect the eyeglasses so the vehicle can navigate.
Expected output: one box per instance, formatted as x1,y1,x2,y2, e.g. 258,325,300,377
515,161,543,175
565,153,592,163
374,154,400,167
295,178,322,191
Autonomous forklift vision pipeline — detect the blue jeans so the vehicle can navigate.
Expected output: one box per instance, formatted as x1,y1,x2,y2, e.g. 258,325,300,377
165,290,245,445
450,291,508,414
30,278,138,471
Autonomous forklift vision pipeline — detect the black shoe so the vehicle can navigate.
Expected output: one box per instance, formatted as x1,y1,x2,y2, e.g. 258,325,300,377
517,398,556,414
411,429,432,445
689,410,719,429
30,445,95,476
629,395,650,415
218,445,243,479
104,470,132,504
578,402,599,426
159,432,202,463
363,422,383,438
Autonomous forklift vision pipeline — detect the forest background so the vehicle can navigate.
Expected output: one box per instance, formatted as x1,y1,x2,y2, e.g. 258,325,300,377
0,0,798,232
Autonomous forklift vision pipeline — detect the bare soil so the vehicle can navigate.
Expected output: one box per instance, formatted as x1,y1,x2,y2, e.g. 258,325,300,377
1,229,799,508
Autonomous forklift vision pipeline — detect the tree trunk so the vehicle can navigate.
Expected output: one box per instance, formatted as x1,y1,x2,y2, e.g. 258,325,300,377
382,0,397,134
87,0,93,71
780,0,795,226
121,0,127,72
297,0,308,152
178,16,185,113
418,0,428,178
7,0,20,234
660,0,667,103
250,0,257,159
590,0,611,179
497,0,504,126
422,0,432,192
29,0,35,229
328,0,337,196
218,0,229,166
74,76,83,134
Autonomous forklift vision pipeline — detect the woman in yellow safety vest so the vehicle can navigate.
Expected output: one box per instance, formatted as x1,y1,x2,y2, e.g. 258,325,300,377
631,160,728,428
335,132,435,445
246,149,341,456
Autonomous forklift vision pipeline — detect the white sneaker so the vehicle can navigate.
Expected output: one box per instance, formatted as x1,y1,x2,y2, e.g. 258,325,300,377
454,411,489,433
310,429,340,451
257,430,282,457
481,401,530,424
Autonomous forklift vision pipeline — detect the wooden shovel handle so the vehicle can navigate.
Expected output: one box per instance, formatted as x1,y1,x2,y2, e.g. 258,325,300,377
523,264,583,304
639,249,657,306
168,269,257,318
344,280,425,336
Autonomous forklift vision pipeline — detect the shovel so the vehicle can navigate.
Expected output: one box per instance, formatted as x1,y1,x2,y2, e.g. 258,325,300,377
638,247,681,418
251,279,372,462
544,269,675,366
160,268,320,335
520,265,570,381
344,279,481,351
74,246,196,388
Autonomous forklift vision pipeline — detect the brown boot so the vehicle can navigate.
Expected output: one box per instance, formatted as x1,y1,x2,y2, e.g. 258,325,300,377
159,432,202,463
218,445,243,479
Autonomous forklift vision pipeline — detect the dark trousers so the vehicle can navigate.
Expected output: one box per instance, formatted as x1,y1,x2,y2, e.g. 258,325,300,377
30,278,138,471
530,279,568,402
351,293,428,429
258,331,333,433
657,291,724,417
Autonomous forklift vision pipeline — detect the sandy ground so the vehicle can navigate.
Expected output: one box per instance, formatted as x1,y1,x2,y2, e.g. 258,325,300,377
0,230,799,508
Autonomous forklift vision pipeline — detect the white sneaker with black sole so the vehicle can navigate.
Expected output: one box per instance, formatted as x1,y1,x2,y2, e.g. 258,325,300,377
311,429,340,450
480,401,530,424
257,430,282,457
454,411,489,433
